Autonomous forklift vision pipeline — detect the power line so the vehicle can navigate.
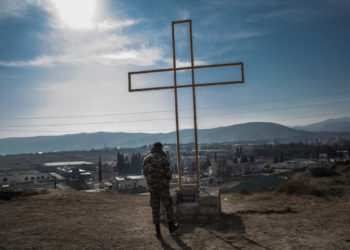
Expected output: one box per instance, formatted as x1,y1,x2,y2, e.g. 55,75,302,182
2,90,350,121
1,128,174,133
1,109,350,134
1,110,350,135
1,109,173,120
1,98,349,128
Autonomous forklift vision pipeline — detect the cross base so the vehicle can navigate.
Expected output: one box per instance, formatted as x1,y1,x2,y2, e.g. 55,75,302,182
171,187,221,222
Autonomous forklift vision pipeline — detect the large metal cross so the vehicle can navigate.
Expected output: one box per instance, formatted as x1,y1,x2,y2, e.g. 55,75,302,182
128,20,244,189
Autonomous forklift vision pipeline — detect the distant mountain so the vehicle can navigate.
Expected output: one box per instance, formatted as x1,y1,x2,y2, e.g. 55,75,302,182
0,122,348,155
294,117,350,132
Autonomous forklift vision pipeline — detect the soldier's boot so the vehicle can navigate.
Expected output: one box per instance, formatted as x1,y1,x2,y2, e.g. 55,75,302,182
155,223,161,239
168,221,179,236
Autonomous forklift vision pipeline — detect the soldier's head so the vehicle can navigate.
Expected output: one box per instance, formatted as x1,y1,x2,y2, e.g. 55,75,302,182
153,142,163,150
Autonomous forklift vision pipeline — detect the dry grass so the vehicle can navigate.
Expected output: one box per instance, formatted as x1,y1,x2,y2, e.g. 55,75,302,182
277,166,349,198
1,165,350,249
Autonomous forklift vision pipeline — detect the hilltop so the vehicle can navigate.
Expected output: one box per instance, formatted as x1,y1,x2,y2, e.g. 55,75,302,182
295,117,350,132
1,165,350,249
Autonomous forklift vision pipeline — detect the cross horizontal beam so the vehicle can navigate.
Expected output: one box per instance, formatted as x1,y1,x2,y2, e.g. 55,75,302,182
128,62,244,92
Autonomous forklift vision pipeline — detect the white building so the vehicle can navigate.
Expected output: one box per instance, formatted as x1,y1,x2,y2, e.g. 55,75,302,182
42,161,95,172
0,170,52,185
114,175,147,193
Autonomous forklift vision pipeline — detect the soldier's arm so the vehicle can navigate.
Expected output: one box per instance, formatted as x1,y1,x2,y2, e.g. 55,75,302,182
163,156,172,181
142,158,149,178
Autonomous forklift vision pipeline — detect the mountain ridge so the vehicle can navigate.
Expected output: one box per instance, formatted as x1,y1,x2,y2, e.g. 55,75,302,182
294,117,350,132
1,121,349,155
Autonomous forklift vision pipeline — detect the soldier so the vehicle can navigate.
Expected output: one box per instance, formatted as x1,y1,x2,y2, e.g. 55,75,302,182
143,142,179,238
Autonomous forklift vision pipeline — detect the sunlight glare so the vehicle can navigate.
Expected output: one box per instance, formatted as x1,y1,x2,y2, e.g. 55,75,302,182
51,0,97,30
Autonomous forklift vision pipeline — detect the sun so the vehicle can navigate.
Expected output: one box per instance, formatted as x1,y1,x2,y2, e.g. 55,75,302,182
51,0,97,30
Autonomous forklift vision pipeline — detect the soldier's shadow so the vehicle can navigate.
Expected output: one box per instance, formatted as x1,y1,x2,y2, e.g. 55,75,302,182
157,237,177,250
161,212,245,234
157,235,191,250
159,212,245,249
212,212,246,234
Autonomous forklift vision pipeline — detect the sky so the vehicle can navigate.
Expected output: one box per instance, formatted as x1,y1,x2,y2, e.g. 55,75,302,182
0,0,349,139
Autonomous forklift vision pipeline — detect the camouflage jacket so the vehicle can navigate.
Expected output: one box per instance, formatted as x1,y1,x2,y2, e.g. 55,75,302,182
143,147,172,191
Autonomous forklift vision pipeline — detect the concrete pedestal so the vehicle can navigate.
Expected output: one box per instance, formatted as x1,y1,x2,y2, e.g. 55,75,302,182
171,187,221,222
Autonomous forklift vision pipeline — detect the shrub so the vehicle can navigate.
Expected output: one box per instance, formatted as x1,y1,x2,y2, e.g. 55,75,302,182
239,188,251,195
309,167,338,178
278,174,326,197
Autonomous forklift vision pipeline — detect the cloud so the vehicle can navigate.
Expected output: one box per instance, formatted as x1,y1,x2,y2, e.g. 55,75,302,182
0,0,165,68
0,44,163,67
229,30,272,40
162,59,208,68
0,0,177,137
0,0,30,19
49,0,96,30
97,19,137,31
100,47,164,66
0,0,50,20
31,68,177,134
0,57,54,67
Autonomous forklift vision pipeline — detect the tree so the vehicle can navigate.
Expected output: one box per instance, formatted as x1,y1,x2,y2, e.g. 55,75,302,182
125,155,130,173
116,151,126,175
130,152,143,175
279,152,284,162
241,155,248,163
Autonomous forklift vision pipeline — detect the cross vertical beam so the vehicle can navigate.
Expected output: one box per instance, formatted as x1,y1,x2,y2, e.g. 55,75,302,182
128,20,245,189
172,20,200,188
171,21,182,188
189,21,200,188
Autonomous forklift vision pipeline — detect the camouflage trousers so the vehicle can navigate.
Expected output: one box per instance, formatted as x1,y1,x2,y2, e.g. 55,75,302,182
149,187,174,224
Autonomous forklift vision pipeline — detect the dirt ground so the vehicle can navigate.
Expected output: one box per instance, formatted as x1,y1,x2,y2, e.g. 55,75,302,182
1,167,350,249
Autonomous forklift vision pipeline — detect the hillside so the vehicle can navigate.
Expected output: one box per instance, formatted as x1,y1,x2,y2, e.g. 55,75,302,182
294,117,350,132
2,121,349,155
1,165,350,249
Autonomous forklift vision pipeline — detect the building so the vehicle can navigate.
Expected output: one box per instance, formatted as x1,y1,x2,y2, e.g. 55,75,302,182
114,175,147,193
54,165,93,190
41,161,95,172
0,170,53,189
103,181,113,190
102,161,116,173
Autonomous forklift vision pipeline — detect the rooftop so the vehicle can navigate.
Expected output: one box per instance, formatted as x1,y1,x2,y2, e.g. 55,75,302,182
43,161,95,167
126,175,145,180
115,175,145,181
